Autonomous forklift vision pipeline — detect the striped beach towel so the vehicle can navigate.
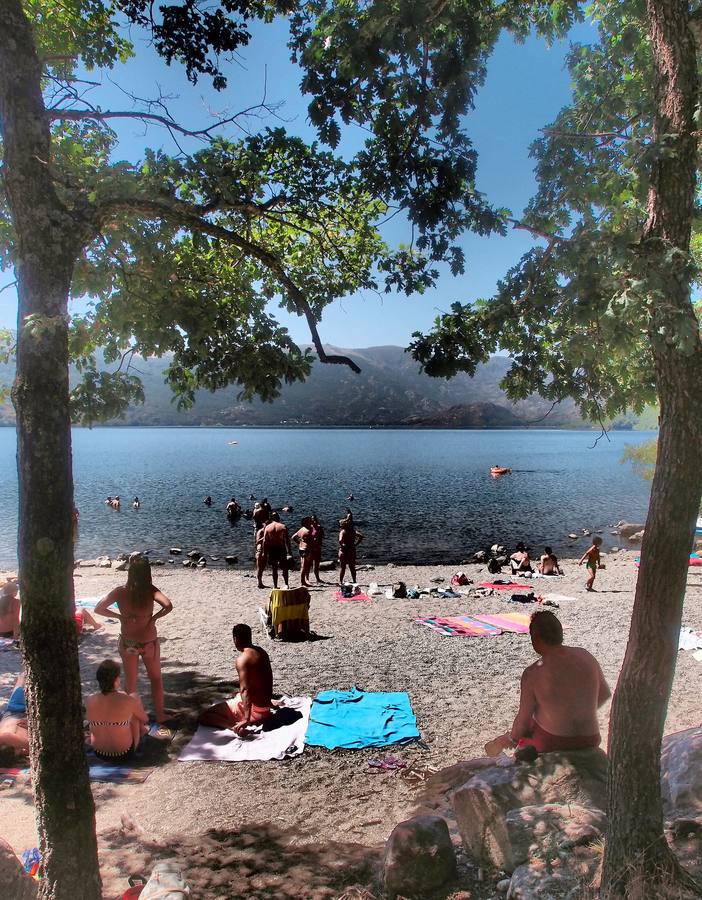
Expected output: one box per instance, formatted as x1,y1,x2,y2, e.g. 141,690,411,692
416,615,501,637
473,612,531,634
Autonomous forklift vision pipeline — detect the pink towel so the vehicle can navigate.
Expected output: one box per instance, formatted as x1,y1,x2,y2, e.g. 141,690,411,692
479,582,533,591
334,591,373,603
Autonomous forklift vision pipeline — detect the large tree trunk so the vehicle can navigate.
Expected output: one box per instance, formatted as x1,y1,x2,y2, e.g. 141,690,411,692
602,0,702,895
0,2,101,898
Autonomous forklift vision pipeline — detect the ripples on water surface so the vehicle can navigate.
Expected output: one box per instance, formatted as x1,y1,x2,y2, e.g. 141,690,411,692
0,427,653,568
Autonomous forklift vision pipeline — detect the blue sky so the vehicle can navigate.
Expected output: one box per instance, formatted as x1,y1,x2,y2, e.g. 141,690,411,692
0,15,594,348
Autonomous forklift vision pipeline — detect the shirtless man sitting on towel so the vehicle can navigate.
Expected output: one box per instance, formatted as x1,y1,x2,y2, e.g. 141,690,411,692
199,624,273,735
484,610,611,756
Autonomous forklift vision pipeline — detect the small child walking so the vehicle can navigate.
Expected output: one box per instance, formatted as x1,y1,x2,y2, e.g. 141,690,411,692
579,536,603,591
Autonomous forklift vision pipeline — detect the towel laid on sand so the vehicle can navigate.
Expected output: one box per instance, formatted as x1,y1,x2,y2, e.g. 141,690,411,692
75,596,105,609
88,763,155,784
479,582,534,591
416,615,501,637
179,696,311,762
678,627,702,652
334,591,372,603
305,687,419,750
473,612,531,634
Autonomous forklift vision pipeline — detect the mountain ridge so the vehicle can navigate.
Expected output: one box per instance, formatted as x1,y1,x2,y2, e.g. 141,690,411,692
0,345,641,428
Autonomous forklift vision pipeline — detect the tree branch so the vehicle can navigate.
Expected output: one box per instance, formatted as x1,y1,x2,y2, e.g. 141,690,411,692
93,196,362,373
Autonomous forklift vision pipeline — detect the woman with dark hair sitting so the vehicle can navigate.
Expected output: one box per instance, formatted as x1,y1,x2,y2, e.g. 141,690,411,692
95,554,173,723
85,659,148,761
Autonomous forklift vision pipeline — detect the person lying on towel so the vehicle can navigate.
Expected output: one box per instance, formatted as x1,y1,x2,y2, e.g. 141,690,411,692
484,610,610,757
199,623,273,735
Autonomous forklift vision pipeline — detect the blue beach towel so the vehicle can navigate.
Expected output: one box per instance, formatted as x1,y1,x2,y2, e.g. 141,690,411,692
305,686,420,750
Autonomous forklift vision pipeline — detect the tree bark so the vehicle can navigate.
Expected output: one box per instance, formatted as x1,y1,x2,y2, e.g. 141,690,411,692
0,2,101,898
602,0,702,895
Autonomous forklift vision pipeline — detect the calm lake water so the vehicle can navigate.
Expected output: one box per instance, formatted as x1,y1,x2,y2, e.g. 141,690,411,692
0,427,653,568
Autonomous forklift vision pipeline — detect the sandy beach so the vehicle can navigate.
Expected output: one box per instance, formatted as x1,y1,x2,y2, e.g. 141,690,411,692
1,550,701,898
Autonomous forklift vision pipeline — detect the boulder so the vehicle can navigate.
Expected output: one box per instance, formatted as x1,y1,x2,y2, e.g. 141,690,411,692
502,804,605,871
383,815,456,899
169,548,182,555
661,726,702,823
616,522,645,540
452,749,607,870
507,857,584,899
318,560,337,571
568,533,578,540
187,549,202,560
225,555,238,565
628,530,644,543
114,559,128,571
0,838,37,900
472,550,489,564
491,544,506,555
151,559,165,567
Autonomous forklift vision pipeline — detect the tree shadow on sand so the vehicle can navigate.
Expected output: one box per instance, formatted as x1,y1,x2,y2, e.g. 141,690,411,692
99,821,380,899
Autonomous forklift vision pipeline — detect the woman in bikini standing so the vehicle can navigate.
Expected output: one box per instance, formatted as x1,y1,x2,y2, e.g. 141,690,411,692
95,555,173,723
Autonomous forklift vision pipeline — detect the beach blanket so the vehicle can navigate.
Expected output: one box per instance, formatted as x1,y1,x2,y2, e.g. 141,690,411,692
678,627,702,652
542,594,578,605
479,582,534,591
473,612,531,634
178,696,311,762
334,591,372,603
305,687,419,750
75,596,105,609
88,762,155,784
416,615,502,637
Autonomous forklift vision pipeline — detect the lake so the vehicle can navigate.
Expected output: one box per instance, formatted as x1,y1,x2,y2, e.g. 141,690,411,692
0,426,653,568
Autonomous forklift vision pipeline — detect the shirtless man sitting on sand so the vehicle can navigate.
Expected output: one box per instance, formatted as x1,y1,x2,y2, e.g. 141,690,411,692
200,624,273,735
485,610,610,756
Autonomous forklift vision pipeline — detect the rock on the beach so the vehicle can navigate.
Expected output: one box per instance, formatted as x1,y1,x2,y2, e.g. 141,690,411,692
472,550,489,564
568,533,578,540
383,815,456,899
187,549,202,560
318,560,337,571
661,726,702,823
169,548,182,555
502,804,606,871
95,556,112,567
114,559,128,571
225,555,238,565
507,858,582,899
452,749,607,871
616,522,645,540
628,530,644,543
0,838,37,900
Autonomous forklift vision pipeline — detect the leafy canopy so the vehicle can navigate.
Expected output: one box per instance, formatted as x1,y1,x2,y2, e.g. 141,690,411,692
410,0,700,422
3,0,580,423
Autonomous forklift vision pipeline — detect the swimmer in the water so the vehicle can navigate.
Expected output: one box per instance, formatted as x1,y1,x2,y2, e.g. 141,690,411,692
132,496,140,509
204,496,213,507
346,493,355,501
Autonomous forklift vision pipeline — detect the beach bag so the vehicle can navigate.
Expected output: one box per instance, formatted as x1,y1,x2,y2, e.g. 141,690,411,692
340,582,359,598
392,581,407,599
487,558,502,575
451,572,470,586
141,862,190,899
510,592,536,604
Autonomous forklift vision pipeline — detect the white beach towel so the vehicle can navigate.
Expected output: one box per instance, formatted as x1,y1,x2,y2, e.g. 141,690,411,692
75,595,106,609
178,696,311,762
542,594,577,605
678,627,702,652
